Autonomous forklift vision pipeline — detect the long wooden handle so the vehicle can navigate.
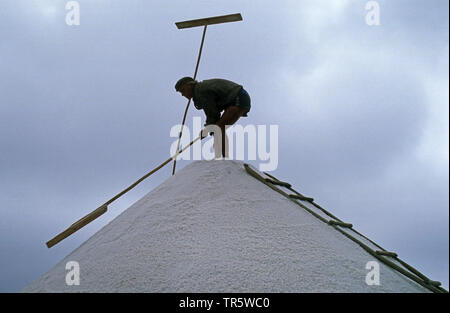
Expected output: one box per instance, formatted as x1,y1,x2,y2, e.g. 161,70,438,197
46,205,107,248
172,25,208,176
46,136,203,248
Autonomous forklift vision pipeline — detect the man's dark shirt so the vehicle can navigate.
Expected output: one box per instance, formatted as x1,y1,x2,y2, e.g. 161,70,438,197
192,78,243,125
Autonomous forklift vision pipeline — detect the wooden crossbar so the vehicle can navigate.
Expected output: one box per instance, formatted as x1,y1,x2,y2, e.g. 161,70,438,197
175,13,242,29
376,250,398,258
264,178,292,188
328,220,353,228
288,194,314,202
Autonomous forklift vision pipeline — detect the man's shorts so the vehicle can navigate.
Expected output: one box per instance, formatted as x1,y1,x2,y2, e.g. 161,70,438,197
235,88,251,116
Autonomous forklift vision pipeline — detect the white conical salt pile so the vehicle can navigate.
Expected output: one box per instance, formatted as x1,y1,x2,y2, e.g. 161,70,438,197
23,160,430,292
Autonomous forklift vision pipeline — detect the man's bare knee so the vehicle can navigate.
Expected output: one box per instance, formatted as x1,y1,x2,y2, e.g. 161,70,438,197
218,106,246,127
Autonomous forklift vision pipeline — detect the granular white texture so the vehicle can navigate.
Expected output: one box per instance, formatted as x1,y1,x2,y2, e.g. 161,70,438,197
23,160,429,292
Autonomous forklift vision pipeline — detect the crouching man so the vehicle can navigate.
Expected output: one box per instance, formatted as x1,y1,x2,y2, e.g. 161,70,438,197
175,76,251,158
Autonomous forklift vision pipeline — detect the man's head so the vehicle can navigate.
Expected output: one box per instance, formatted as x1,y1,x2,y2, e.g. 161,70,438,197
175,76,196,100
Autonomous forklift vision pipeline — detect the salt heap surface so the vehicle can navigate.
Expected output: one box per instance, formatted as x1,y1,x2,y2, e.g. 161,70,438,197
23,160,429,292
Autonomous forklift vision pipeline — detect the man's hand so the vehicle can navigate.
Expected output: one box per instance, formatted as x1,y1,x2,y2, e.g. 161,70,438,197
199,129,214,139
199,129,207,139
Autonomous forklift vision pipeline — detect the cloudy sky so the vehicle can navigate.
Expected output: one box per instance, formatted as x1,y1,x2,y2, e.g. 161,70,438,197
0,0,448,292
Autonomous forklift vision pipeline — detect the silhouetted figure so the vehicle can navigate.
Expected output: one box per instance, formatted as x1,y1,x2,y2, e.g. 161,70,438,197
175,77,251,158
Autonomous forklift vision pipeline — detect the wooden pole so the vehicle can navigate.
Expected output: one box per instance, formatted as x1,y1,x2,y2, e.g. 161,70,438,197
46,135,203,248
172,25,207,176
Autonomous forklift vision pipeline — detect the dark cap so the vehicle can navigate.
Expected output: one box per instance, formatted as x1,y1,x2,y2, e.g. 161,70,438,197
175,76,196,91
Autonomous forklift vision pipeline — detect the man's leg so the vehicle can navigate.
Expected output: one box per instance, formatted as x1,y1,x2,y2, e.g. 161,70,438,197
215,106,247,158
